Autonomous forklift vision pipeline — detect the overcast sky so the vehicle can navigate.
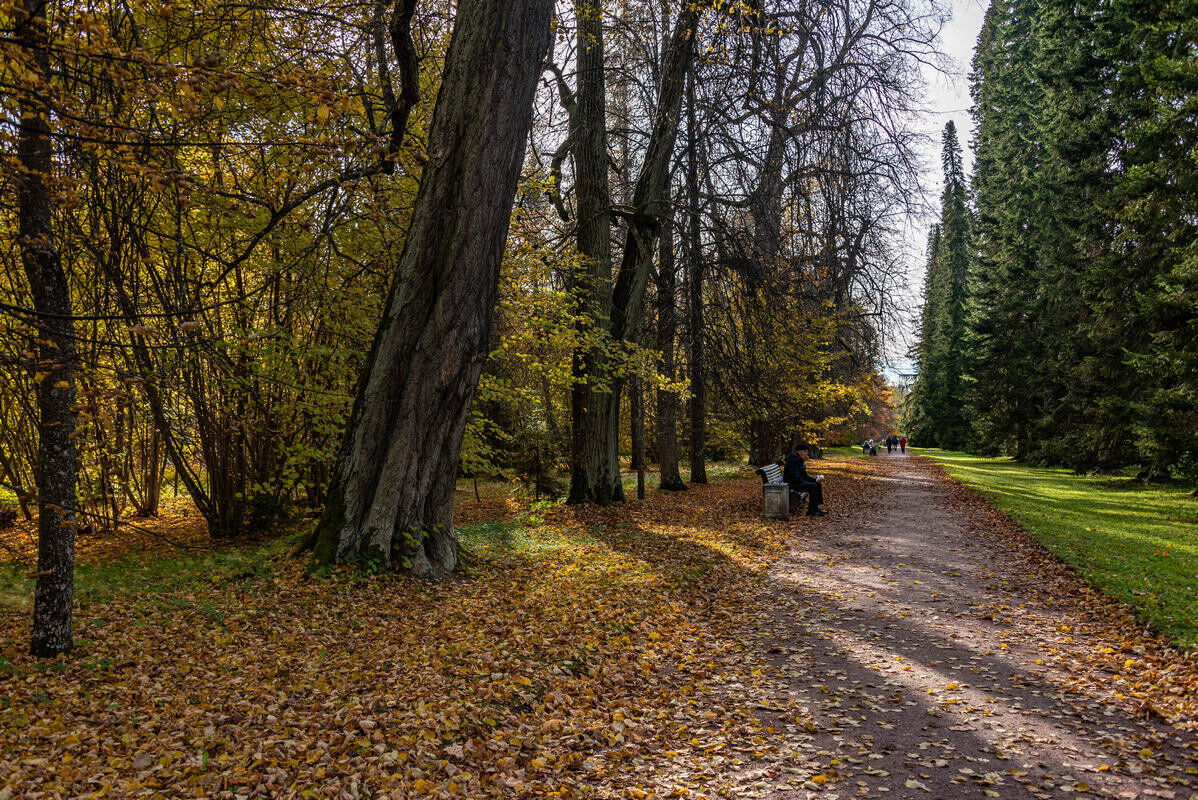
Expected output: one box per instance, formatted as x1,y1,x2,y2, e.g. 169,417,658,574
886,0,988,380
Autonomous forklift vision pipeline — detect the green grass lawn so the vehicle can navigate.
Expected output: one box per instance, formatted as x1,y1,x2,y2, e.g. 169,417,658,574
916,448,1198,651
823,445,869,458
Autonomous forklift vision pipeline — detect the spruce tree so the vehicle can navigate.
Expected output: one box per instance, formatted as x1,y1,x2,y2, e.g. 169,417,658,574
1024,0,1126,470
907,226,943,444
1108,0,1198,481
932,122,972,449
963,0,1195,486
965,0,1042,459
909,123,971,448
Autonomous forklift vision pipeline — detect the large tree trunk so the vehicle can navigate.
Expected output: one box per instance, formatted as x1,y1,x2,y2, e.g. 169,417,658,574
656,216,686,491
684,70,708,484
568,4,700,503
310,0,553,574
568,0,622,505
17,0,78,657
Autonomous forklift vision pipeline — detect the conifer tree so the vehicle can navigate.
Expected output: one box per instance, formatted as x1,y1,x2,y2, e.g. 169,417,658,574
1021,0,1128,469
906,226,941,444
963,0,1194,485
1107,0,1198,481
908,123,970,448
964,0,1042,458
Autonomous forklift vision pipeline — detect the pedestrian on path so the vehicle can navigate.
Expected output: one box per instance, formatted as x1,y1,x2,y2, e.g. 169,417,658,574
899,435,906,454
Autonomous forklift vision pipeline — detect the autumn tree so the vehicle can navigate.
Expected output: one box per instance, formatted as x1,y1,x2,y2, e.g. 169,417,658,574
309,0,554,574
564,0,702,504
11,0,78,656
689,0,935,461
1,0,443,649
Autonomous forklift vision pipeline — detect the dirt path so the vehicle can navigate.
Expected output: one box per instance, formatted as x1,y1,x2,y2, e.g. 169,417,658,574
724,452,1196,799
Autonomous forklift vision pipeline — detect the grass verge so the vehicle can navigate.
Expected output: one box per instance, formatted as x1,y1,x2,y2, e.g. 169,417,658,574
0,536,296,614
822,445,869,458
916,448,1198,651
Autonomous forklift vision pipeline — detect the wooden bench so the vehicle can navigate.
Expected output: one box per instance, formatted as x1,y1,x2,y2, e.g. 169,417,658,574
755,462,807,521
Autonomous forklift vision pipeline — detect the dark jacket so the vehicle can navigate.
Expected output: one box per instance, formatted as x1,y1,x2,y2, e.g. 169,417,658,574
783,452,816,486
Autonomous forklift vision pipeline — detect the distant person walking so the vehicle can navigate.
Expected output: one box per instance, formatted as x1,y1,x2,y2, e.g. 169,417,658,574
899,435,906,454
886,436,894,454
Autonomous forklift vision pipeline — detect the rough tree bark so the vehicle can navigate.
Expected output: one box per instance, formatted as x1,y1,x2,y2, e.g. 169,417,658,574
568,4,700,504
568,0,621,505
310,0,553,574
684,69,708,484
17,0,78,656
656,216,686,490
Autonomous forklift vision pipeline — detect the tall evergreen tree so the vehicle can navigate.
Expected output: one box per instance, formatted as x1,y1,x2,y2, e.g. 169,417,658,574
933,122,972,449
908,123,970,448
963,0,1194,485
1107,0,1198,481
964,0,1043,459
1022,0,1126,470
907,225,942,444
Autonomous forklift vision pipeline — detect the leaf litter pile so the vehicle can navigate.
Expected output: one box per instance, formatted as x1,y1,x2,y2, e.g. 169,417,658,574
1,456,1195,799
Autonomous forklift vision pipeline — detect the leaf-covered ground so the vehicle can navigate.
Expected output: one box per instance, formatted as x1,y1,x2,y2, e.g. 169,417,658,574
0,455,1194,798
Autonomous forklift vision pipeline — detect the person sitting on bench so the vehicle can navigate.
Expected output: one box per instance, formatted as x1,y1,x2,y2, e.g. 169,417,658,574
783,442,826,517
